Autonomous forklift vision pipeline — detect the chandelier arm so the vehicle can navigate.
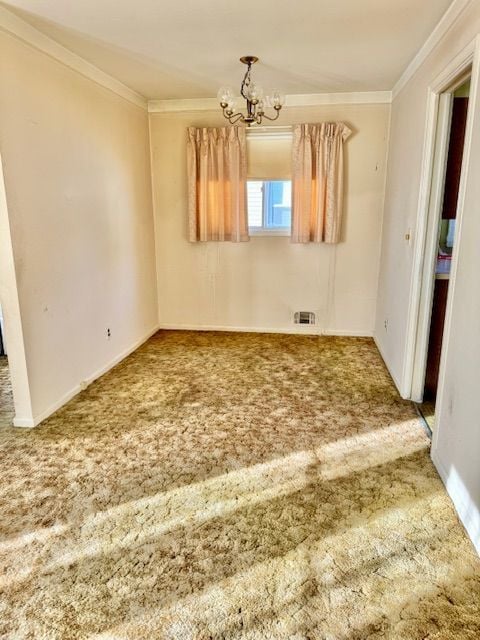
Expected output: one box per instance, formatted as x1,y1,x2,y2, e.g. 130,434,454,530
258,109,281,122
227,112,246,125
221,106,243,124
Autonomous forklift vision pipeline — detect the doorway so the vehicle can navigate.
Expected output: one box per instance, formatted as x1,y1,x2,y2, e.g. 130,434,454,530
414,74,471,433
0,305,15,427
0,153,34,427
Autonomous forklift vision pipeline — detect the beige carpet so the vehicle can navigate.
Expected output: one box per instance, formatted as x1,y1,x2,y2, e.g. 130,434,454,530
0,331,478,639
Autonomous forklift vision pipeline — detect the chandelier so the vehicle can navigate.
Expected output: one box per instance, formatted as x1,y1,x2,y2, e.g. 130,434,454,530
217,56,285,126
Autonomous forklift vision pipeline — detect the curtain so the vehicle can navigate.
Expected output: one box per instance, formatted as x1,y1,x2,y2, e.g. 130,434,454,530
291,122,352,243
187,126,249,242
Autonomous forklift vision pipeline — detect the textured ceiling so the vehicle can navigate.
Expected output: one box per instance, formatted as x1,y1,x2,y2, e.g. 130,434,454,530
2,0,454,100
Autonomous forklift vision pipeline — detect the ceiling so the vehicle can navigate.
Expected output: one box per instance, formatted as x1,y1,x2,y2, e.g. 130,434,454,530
2,0,454,100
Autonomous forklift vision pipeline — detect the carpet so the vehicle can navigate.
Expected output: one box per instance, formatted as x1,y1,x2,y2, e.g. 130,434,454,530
0,331,478,639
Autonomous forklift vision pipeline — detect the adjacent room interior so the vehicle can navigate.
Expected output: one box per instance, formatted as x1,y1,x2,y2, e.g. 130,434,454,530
416,76,470,434
0,302,14,427
0,1,479,638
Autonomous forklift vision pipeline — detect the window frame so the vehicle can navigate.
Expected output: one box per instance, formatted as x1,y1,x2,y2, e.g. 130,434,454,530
247,178,292,237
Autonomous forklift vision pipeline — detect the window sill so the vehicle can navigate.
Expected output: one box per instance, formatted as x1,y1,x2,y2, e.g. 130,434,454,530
249,228,291,237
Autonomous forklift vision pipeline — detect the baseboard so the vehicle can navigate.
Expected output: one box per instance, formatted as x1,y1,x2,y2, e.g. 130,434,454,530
323,329,374,337
431,450,480,556
12,416,35,428
373,334,408,398
28,324,159,428
158,323,373,337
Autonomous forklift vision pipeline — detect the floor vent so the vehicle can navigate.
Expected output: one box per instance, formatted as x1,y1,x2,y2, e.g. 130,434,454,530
294,311,316,325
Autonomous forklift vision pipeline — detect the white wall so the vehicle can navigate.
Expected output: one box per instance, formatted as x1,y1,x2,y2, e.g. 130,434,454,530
0,32,158,425
150,103,390,336
375,3,480,552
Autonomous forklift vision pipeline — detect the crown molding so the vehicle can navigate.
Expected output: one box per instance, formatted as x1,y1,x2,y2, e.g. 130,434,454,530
0,6,147,110
284,91,392,107
149,97,218,112
148,91,392,113
392,0,474,99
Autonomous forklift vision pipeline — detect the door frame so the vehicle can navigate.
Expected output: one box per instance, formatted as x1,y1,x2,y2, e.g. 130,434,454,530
403,37,479,403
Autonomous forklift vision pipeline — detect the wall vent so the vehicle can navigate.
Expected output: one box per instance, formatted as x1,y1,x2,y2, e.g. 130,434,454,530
294,311,316,325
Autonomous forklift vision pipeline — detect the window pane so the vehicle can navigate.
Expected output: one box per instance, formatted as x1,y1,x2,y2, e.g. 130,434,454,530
247,181,263,227
247,180,291,231
265,181,291,228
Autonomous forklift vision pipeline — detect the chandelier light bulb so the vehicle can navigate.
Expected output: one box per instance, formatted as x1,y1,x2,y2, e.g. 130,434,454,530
247,83,263,104
271,90,285,108
217,86,233,106
226,98,237,115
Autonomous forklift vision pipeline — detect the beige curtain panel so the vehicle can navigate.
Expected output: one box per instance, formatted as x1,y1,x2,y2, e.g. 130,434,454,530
187,126,249,242
291,122,352,243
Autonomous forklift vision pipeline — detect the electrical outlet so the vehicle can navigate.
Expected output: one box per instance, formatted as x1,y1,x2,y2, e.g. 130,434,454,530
106,328,111,339
384,319,388,332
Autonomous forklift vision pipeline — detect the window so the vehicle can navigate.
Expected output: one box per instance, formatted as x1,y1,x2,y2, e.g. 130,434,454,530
247,180,291,234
